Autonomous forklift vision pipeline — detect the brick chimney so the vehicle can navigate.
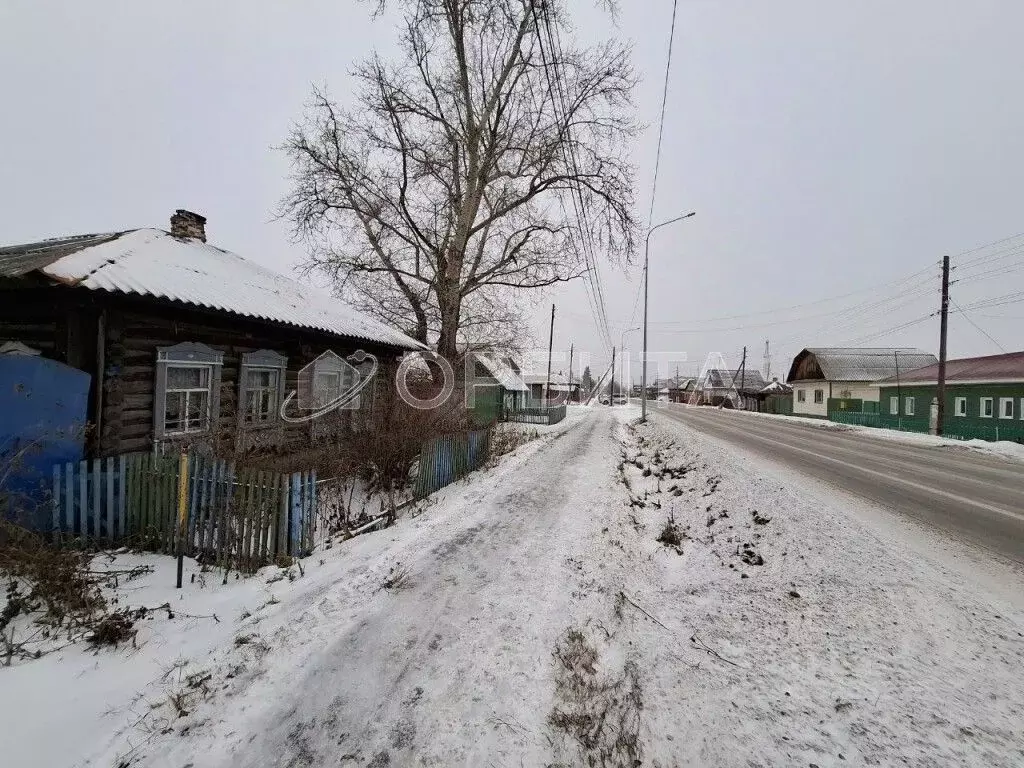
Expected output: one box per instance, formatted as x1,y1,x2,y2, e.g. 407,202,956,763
169,209,207,242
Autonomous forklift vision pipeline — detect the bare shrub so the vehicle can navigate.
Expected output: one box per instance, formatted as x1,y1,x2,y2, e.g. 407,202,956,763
656,511,682,549
489,425,539,461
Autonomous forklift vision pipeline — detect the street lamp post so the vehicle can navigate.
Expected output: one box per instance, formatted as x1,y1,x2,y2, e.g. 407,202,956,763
620,327,640,404
641,210,696,422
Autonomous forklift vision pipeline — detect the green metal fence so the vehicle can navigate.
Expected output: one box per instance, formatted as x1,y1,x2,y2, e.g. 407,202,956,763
829,411,1024,443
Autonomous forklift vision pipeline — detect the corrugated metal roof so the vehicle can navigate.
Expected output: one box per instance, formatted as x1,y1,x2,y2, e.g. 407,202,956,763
706,369,767,392
877,351,1024,384
474,355,529,392
791,348,937,382
2,228,424,351
0,232,125,278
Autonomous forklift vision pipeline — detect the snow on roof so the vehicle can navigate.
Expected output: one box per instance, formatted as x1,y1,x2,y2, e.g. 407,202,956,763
2,229,424,350
522,372,576,387
473,355,529,392
760,379,793,394
705,369,767,392
788,348,937,383
876,351,1024,384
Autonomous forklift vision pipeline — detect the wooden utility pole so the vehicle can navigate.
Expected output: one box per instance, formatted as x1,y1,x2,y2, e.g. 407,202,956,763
738,346,747,410
763,339,771,381
544,303,555,406
936,255,951,436
567,343,574,403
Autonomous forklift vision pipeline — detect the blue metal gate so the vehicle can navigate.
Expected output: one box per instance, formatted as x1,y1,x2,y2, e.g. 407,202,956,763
0,353,90,530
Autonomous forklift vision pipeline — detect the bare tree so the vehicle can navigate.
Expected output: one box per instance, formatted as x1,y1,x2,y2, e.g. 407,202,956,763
283,0,637,363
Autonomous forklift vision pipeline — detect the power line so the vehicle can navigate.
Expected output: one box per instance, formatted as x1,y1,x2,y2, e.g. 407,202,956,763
529,2,613,352
950,298,1007,353
646,0,680,230
952,231,1024,268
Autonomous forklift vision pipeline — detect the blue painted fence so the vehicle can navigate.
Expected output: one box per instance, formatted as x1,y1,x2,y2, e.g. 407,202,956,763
49,453,317,570
414,428,492,498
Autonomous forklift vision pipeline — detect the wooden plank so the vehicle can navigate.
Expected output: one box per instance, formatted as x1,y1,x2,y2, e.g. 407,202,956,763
118,454,127,540
91,459,101,540
254,471,268,569
65,462,74,535
200,458,215,558
218,462,234,570
106,456,115,543
240,467,255,571
307,471,317,553
188,454,201,555
289,472,301,556
78,460,87,538
52,464,61,540
276,474,288,559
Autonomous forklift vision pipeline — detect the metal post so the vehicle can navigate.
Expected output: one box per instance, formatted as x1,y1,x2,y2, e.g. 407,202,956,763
176,452,189,589
936,255,950,436
894,351,901,430
641,210,695,422
544,303,555,408
567,343,574,403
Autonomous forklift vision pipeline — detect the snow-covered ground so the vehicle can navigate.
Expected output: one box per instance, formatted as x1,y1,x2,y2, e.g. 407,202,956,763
661,403,1024,463
2,406,1022,767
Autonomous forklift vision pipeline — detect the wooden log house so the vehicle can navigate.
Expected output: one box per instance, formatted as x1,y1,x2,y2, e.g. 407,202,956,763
0,210,424,466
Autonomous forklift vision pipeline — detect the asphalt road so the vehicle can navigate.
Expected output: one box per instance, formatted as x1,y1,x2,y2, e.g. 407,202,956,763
653,404,1024,563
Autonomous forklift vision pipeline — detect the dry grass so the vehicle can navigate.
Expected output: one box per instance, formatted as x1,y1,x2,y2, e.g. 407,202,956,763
549,627,643,767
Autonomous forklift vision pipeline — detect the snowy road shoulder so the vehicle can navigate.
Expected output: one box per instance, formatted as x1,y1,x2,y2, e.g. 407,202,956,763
622,414,1024,766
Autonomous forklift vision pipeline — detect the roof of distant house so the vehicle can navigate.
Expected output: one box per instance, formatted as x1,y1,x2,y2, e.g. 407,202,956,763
876,351,1024,385
787,347,936,383
473,355,529,392
704,369,767,393
522,372,577,389
760,378,793,394
0,227,424,351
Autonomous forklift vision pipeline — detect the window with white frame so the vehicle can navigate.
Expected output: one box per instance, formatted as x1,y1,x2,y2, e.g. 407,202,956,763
999,397,1014,419
889,396,899,415
904,396,915,416
155,343,223,439
954,397,967,417
239,350,286,426
813,389,824,404
313,370,342,408
980,397,994,418
1020,398,1024,420
797,389,806,403
165,365,212,433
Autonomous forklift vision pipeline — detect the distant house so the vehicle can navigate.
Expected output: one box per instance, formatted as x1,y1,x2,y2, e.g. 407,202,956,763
873,351,1024,442
697,369,767,410
667,378,695,403
0,210,424,464
470,354,529,421
756,378,794,415
523,372,579,404
786,347,936,418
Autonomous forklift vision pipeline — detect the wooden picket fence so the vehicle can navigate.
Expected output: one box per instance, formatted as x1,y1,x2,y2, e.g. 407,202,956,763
414,428,492,498
50,452,317,571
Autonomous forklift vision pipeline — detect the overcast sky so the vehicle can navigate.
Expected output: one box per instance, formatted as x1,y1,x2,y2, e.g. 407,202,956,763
2,1,1022,384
